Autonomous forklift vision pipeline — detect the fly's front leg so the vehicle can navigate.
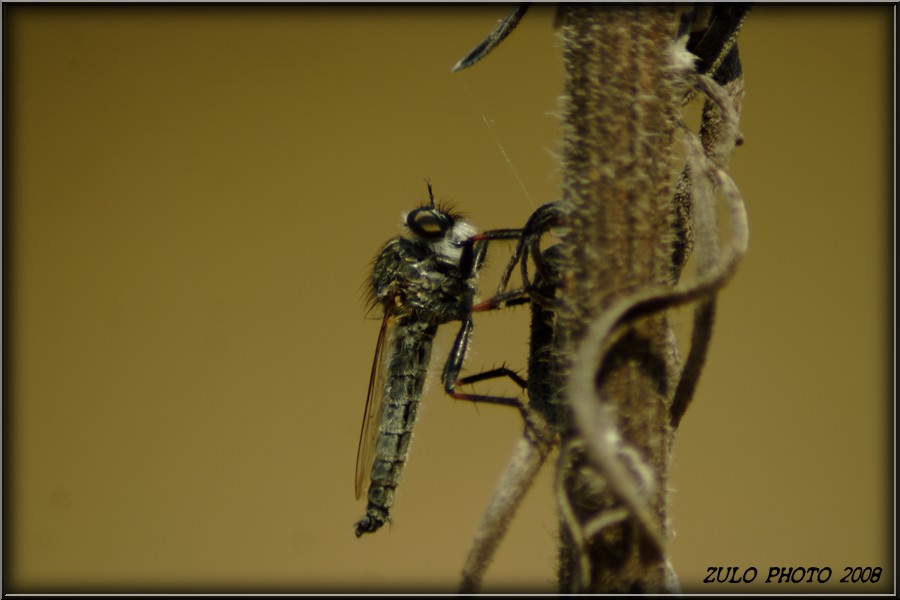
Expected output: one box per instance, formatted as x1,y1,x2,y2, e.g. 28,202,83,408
517,201,564,293
467,202,562,310
470,202,565,299
458,228,522,278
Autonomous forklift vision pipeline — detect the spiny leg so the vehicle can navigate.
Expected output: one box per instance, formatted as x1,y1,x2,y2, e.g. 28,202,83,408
458,366,527,390
442,316,523,409
442,315,555,443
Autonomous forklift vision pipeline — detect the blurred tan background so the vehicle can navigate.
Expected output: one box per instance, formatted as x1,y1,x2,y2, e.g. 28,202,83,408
5,4,892,593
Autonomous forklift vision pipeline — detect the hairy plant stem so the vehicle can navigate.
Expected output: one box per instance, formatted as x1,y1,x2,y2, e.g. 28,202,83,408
555,6,684,592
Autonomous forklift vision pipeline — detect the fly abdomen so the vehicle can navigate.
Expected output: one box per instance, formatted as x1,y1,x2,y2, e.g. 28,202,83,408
354,320,437,537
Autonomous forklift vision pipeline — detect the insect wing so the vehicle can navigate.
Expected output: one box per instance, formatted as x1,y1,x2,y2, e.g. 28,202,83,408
354,310,393,500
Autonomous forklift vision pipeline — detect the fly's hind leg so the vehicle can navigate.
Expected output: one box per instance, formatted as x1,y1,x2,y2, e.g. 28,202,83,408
442,311,551,443
442,287,543,437
442,316,524,410
457,366,526,390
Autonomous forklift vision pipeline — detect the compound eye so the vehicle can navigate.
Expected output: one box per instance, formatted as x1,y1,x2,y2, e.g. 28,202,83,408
407,208,451,239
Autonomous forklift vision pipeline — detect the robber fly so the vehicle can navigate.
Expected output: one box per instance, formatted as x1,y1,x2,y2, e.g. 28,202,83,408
354,181,523,537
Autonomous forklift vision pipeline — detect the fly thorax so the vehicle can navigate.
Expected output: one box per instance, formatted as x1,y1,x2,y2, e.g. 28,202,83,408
388,205,480,323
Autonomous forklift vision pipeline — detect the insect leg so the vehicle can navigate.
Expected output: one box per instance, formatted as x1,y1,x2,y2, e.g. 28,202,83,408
461,202,562,289
518,201,564,292
471,287,531,312
458,366,527,390
473,201,564,299
442,316,523,409
459,227,522,277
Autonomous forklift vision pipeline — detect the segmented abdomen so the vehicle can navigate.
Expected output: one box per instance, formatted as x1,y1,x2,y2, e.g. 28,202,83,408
354,319,437,536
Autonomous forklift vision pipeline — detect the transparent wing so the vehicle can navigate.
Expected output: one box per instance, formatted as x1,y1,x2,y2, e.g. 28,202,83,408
355,310,394,500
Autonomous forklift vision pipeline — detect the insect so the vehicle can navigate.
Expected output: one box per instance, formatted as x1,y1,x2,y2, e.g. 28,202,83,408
354,181,523,537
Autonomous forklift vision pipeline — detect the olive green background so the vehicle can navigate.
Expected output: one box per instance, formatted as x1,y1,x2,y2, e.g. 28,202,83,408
5,4,892,593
